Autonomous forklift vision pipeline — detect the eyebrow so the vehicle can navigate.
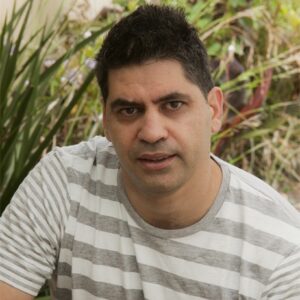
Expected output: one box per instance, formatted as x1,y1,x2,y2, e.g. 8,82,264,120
109,92,192,111
154,92,192,104
109,98,143,111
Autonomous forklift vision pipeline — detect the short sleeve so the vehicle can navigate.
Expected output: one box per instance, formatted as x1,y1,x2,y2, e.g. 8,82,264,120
261,246,300,299
0,151,71,296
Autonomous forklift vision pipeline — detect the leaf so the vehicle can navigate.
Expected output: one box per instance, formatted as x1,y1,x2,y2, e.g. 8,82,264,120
207,42,221,56
0,0,113,214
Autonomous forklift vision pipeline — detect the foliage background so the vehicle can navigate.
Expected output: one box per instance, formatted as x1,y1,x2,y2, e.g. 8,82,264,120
0,0,299,297
56,0,300,203
1,0,299,213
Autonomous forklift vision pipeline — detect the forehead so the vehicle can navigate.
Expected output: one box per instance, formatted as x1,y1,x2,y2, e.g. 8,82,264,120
106,59,202,103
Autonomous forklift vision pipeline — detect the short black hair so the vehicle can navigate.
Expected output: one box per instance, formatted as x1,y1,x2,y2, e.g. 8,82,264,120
95,5,214,101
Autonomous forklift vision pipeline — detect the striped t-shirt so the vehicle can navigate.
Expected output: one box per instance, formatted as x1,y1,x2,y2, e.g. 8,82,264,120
0,136,300,299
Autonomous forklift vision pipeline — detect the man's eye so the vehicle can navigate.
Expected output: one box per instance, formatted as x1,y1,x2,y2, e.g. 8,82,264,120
119,107,138,116
165,101,183,110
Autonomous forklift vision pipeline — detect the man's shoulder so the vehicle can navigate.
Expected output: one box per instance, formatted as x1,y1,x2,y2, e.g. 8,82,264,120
55,136,114,158
216,156,283,200
214,155,300,240
51,136,119,169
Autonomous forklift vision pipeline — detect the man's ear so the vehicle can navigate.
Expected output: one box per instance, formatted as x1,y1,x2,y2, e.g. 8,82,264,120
207,87,224,133
101,100,111,141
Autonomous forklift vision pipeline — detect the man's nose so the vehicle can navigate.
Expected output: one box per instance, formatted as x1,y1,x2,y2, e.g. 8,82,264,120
137,111,168,144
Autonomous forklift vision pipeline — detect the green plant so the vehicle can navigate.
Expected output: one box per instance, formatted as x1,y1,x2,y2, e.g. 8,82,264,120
193,0,300,193
0,0,112,214
55,0,300,196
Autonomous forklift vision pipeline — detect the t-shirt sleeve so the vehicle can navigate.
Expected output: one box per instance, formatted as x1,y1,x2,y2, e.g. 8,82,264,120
261,246,300,299
0,151,70,296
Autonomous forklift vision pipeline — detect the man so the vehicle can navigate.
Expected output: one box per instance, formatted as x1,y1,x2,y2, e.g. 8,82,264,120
1,5,300,300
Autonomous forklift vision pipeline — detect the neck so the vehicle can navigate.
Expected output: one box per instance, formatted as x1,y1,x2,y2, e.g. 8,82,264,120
122,158,222,229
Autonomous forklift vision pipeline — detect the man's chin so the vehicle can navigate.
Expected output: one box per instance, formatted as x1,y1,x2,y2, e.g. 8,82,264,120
134,177,182,196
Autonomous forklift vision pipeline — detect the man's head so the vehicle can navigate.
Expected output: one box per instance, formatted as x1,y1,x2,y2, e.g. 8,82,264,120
95,5,223,198
95,5,214,101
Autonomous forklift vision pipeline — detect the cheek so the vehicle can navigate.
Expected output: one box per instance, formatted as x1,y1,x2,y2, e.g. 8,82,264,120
111,140,129,166
104,119,122,142
185,114,211,136
186,117,212,149
110,133,132,158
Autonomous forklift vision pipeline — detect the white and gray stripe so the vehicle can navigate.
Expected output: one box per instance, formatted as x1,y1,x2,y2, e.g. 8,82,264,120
1,136,300,299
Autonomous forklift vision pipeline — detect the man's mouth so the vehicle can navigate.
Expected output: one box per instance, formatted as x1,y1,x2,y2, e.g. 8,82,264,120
137,153,176,170
138,153,175,160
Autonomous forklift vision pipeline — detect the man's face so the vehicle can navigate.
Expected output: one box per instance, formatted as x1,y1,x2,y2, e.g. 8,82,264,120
103,59,223,196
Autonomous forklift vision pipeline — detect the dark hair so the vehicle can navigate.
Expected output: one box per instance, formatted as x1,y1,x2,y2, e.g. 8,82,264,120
95,5,214,101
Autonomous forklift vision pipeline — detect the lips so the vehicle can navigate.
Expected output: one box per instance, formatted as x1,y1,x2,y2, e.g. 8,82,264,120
137,153,176,170
139,153,173,160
